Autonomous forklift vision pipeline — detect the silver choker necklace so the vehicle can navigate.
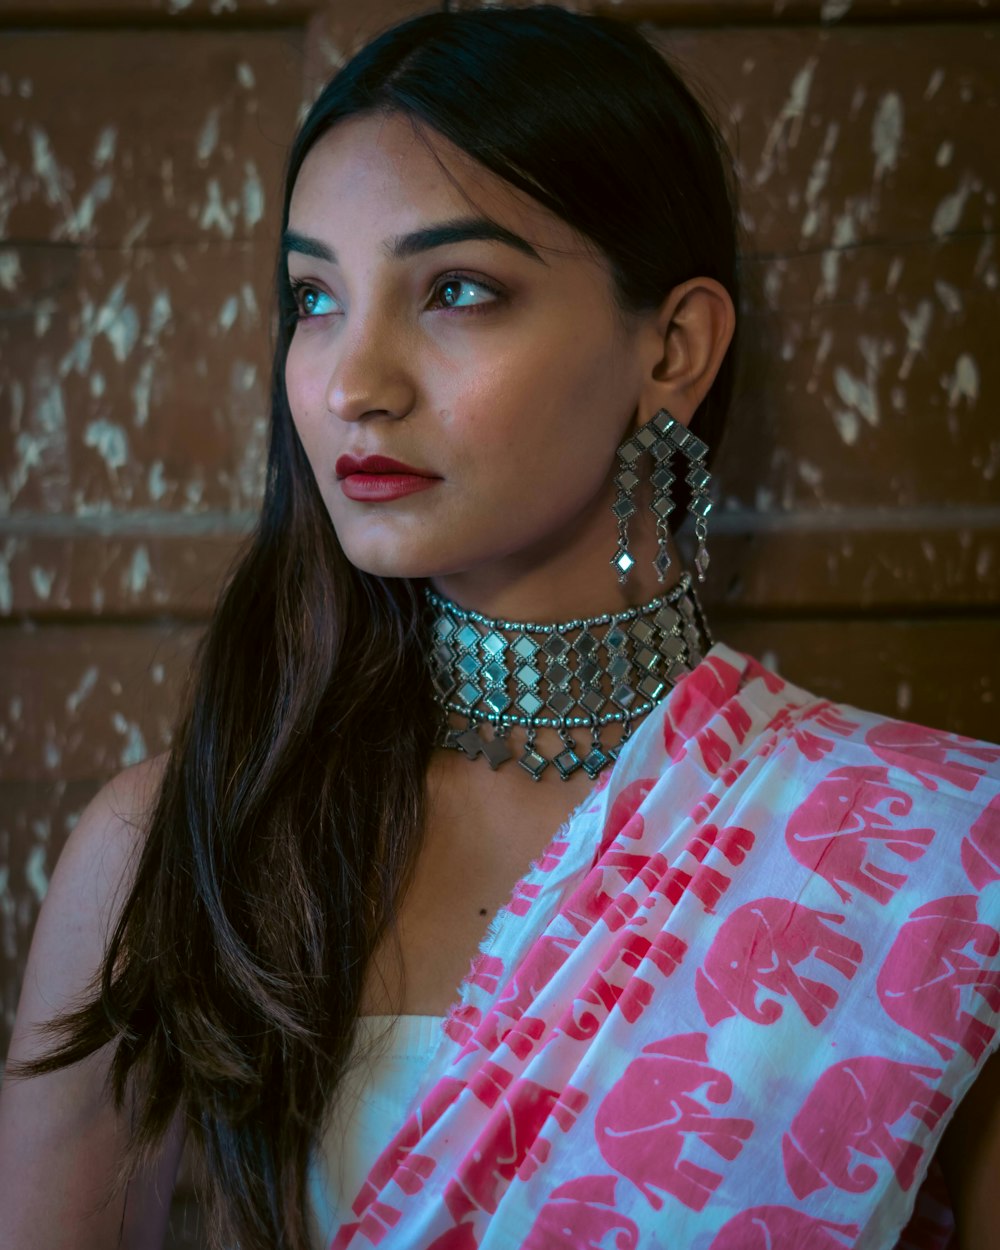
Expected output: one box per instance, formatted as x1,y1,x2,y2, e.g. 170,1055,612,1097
424,572,711,781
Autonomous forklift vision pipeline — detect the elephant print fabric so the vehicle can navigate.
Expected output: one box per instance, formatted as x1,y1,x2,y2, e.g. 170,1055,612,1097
324,644,1000,1250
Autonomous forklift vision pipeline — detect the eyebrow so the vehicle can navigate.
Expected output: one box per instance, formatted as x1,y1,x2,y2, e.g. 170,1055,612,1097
282,216,547,266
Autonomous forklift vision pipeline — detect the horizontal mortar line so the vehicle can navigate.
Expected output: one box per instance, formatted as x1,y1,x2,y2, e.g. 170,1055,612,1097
2,507,1000,540
704,506,1000,534
0,511,259,537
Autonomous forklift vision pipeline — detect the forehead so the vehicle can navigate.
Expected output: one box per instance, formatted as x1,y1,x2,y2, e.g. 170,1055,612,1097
288,110,583,257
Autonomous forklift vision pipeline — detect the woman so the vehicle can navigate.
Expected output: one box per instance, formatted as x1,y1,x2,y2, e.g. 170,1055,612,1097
1,6,998,1248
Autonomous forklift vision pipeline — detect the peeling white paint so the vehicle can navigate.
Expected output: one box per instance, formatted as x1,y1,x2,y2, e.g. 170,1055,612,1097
124,545,151,595
112,713,147,768
147,289,172,342
0,249,22,292
197,108,222,165
818,210,858,301
820,0,852,19
896,681,912,713
885,256,904,293
800,121,839,240
834,363,879,428
0,540,14,614
30,126,73,216
66,665,99,714
924,69,945,101
199,178,236,238
25,845,48,904
84,418,128,473
872,93,903,182
56,175,113,242
755,58,817,187
29,566,54,600
89,371,106,398
236,62,256,90
123,212,152,249
243,160,264,230
219,295,240,332
899,299,933,380
945,353,980,409
936,140,954,168
934,280,963,315
832,409,860,446
92,125,118,169
932,173,975,238
34,299,57,337
132,358,155,427
59,278,140,375
148,460,169,502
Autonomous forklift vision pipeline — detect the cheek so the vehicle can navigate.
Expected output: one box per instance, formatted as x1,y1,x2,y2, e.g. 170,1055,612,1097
284,340,326,461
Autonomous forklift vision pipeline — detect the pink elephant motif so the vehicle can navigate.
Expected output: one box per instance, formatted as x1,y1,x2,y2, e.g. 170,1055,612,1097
687,823,755,869
557,928,687,1041
445,1080,587,1222
594,1031,754,1212
877,894,1000,1061
865,719,1000,792
594,778,656,863
695,897,864,1027
522,1175,639,1250
962,792,1000,891
781,1055,950,1198
466,932,578,1059
662,655,745,761
785,764,935,904
566,849,670,935
422,1224,479,1250
709,1206,859,1249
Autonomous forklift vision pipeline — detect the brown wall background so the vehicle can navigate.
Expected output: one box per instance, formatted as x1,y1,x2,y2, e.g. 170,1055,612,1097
1,0,998,1240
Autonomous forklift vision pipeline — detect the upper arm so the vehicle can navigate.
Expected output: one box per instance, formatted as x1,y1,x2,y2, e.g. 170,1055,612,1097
0,755,185,1250
937,1045,1000,1250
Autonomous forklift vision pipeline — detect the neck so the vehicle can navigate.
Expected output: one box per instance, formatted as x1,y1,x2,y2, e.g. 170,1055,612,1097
427,477,683,623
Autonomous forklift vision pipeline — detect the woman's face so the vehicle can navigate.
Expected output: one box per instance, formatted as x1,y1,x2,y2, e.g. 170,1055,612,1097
284,111,658,618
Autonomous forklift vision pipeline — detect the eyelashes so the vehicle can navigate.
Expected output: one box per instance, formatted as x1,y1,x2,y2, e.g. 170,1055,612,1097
287,273,504,323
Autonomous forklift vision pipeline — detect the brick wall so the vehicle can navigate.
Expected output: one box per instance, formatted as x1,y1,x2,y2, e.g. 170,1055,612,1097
1,0,997,1240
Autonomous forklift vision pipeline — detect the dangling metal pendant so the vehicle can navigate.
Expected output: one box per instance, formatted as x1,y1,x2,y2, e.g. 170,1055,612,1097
425,575,709,781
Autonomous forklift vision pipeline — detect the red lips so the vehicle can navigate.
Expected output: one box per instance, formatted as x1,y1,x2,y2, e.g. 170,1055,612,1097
335,453,435,479
335,452,441,503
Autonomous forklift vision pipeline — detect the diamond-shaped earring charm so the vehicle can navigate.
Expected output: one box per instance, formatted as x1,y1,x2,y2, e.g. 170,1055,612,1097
610,429,644,584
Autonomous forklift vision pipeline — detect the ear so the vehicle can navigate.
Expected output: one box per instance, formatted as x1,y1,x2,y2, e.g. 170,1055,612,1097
636,277,736,428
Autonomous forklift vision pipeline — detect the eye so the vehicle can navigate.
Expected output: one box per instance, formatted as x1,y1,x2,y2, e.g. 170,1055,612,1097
288,279,339,320
428,274,502,314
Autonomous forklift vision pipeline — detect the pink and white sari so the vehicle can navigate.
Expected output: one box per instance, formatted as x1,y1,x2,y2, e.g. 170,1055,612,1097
330,643,1000,1250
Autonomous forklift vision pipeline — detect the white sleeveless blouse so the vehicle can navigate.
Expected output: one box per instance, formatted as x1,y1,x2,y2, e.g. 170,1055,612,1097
308,1014,448,1250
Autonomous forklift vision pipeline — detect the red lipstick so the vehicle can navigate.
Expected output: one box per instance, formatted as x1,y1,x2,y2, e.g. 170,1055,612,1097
336,453,440,503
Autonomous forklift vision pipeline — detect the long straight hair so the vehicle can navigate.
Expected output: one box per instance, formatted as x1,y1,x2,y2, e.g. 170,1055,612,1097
18,6,741,1245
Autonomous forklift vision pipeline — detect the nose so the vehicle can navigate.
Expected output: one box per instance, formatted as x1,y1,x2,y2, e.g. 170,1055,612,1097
324,310,417,424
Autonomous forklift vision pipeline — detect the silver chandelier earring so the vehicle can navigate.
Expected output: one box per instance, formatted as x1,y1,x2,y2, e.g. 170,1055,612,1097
610,408,713,585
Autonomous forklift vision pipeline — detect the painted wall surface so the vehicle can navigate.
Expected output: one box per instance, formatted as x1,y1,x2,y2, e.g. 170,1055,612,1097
0,0,997,1241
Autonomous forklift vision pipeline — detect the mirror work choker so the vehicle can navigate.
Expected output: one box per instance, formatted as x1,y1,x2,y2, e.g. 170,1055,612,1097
424,572,711,781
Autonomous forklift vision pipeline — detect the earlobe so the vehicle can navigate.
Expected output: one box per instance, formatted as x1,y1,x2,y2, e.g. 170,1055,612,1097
643,277,736,426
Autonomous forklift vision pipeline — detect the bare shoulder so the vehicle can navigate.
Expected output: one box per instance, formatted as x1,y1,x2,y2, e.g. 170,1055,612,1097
0,752,182,1250
58,752,169,902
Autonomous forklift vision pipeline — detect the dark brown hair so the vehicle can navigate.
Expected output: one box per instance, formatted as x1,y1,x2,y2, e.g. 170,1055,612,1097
17,6,740,1245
